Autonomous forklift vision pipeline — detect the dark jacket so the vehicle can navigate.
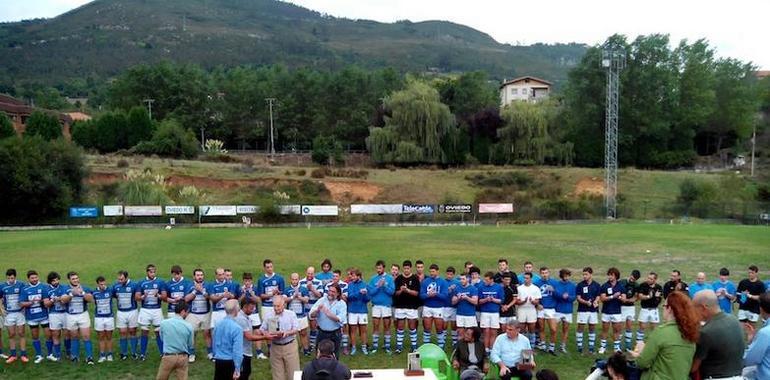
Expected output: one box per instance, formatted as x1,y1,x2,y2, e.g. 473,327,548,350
451,340,487,373
301,357,352,380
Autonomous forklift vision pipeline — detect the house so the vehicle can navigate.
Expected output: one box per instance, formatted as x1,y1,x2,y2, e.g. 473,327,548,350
499,76,552,107
756,70,770,80
0,94,72,138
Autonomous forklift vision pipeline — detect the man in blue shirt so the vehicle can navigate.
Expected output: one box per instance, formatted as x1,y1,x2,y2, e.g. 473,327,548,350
299,266,324,353
285,272,311,356
209,268,235,333
183,268,213,362
346,268,370,355
92,276,115,362
478,271,504,353
43,271,69,361
309,283,347,358
443,266,462,347
257,259,285,317
137,264,167,360
367,260,394,354
517,261,542,285
711,268,737,314
213,299,244,380
553,269,576,354
420,264,449,347
744,292,770,379
316,259,334,287
1,268,27,363
689,272,710,298
165,265,191,319
20,270,50,363
61,271,95,365
490,319,536,380
113,269,139,360
599,267,625,354
535,267,559,354
575,267,601,354
452,274,479,340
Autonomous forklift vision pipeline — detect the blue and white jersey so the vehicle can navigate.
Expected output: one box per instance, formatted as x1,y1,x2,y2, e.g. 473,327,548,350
285,285,309,317
536,278,560,309
420,276,449,308
166,277,192,313
299,277,324,307
455,284,479,317
316,271,334,287
93,286,114,318
187,281,210,315
444,277,462,303
576,280,602,312
600,281,625,315
66,286,91,315
112,280,139,312
257,274,285,307
1,280,26,312
227,280,242,299
138,277,165,310
20,282,48,321
518,273,542,285
208,280,230,312
47,284,70,314
324,281,348,298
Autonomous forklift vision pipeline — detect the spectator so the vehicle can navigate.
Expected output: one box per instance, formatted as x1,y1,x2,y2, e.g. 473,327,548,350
535,369,559,380
691,290,744,379
235,298,275,380
490,319,536,380
301,339,351,380
212,300,243,380
451,326,488,380
156,300,193,380
309,283,347,358
689,272,709,298
262,295,300,380
737,265,766,325
606,351,629,380
743,292,770,379
712,268,737,315
630,291,699,380
662,269,689,299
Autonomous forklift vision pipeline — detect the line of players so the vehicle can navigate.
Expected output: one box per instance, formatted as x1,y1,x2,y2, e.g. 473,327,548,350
0,258,767,366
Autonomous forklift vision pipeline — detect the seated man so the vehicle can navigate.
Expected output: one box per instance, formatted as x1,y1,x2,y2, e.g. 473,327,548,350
451,327,488,380
302,339,351,380
490,319,536,380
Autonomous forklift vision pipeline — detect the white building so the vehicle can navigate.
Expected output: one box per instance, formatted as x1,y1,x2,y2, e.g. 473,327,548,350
499,76,552,107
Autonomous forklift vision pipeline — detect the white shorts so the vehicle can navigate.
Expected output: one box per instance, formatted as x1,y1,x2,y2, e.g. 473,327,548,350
738,310,760,322
248,313,262,328
138,308,164,329
297,316,309,330
577,311,598,325
49,313,67,330
186,313,211,331
422,307,443,319
554,312,572,323
621,306,636,321
537,308,557,320
479,312,500,329
4,312,26,326
116,310,139,329
27,317,49,327
372,305,392,319
66,312,91,330
499,316,517,325
210,310,226,329
94,317,115,332
443,307,457,322
602,313,624,323
456,315,478,328
348,313,368,325
638,308,659,324
517,307,537,323
394,308,419,320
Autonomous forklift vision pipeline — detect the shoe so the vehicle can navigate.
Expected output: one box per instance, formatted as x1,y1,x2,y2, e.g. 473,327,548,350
46,354,57,362
256,353,268,360
34,355,44,364
50,356,60,362
187,354,196,363
120,354,128,361
139,355,146,361
361,346,369,355
537,342,547,351
342,347,350,356
70,357,79,363
598,347,606,354
560,346,568,354
98,356,107,363
394,347,403,355
385,348,392,355
6,356,18,364
370,348,378,355
107,354,114,362
87,357,94,365
206,353,213,361
0,353,8,360
548,349,556,356
302,349,311,357
410,348,418,353
349,347,357,356
132,354,138,360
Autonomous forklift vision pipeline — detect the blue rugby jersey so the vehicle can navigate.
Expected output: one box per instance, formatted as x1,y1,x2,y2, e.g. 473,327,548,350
208,280,230,312
454,283,479,317
187,280,210,315
257,273,285,307
66,286,92,315
166,277,192,313
600,281,625,315
93,286,114,318
420,276,449,308
138,277,166,310
576,280,602,312
554,279,577,314
1,280,26,312
20,281,48,321
47,284,70,314
477,282,504,313
112,280,139,312
299,277,324,310
285,285,310,317
536,277,560,309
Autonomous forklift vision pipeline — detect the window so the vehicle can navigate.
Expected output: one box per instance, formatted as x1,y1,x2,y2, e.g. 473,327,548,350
511,88,518,95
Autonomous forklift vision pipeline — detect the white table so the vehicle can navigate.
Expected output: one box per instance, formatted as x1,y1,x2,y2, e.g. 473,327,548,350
294,368,438,380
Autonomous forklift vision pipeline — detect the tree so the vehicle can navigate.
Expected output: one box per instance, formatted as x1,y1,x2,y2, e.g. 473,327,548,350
25,111,62,140
435,71,498,120
133,119,199,159
94,111,129,152
496,101,550,164
71,120,98,149
311,135,344,165
674,39,716,154
0,113,15,139
705,59,759,156
126,106,154,147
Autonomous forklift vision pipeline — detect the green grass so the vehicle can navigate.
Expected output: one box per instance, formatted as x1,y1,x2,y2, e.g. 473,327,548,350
0,223,767,379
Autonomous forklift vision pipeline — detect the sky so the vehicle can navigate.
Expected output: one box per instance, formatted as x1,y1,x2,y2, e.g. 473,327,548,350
1,0,767,69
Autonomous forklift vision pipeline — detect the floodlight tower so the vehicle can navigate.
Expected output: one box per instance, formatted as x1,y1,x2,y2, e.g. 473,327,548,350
602,44,625,219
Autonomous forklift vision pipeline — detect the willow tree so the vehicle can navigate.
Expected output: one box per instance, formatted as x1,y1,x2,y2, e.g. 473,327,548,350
497,101,550,164
366,80,459,165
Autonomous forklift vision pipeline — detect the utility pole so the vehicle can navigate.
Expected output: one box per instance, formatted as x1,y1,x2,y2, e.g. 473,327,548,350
602,44,625,220
265,98,277,155
143,98,155,120
751,124,756,177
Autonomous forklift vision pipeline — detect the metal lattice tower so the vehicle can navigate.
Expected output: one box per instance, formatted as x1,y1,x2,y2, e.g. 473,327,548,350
602,45,625,219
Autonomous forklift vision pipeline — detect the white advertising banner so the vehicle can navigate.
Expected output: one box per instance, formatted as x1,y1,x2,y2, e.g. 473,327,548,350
350,204,403,215
124,205,163,216
103,205,123,216
301,205,339,216
199,205,237,217
478,203,514,214
279,205,301,215
165,205,196,215
236,205,259,214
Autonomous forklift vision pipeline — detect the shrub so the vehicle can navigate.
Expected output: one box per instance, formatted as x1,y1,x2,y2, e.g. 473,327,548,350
132,120,198,159
310,167,330,178
118,169,170,205
0,113,15,139
311,135,344,165
25,111,62,140
466,171,533,188
116,159,129,168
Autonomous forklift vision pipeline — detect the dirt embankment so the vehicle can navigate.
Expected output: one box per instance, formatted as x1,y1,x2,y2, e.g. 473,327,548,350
574,176,605,196
322,181,381,204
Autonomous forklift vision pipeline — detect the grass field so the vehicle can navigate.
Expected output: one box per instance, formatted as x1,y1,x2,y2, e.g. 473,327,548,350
0,223,768,379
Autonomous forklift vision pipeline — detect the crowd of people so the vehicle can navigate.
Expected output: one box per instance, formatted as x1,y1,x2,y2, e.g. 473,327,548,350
0,258,769,380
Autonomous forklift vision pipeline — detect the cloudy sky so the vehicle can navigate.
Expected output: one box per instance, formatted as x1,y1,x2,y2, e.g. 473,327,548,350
1,0,767,68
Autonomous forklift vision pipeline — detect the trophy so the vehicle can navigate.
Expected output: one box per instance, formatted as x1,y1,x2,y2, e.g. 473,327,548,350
518,349,535,371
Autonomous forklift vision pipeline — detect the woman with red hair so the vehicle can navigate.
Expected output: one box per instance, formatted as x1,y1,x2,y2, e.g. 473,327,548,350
630,291,699,379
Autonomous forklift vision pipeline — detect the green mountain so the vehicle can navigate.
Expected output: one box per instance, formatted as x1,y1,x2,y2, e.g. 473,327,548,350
0,0,586,90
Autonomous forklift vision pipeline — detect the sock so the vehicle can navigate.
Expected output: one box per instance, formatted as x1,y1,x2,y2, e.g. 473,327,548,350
451,330,458,346
576,331,584,351
396,329,404,349
119,338,128,355
600,339,607,350
64,338,71,355
46,340,53,356
342,334,349,349
549,343,555,352
530,333,537,345
20,350,27,357
10,349,17,357
613,340,621,352
372,334,380,349
71,339,79,359
190,347,196,355
310,330,318,347
33,339,42,356
384,334,391,350
625,330,633,350
53,343,61,358
140,335,148,356
561,342,566,350
423,330,432,345
130,337,138,355
156,335,163,354
409,329,418,349
637,330,645,342
255,349,263,355
206,346,213,354
437,331,446,347
588,332,596,352
84,340,93,359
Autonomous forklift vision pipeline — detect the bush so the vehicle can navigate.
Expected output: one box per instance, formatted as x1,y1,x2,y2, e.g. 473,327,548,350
466,171,533,188
132,120,198,159
118,169,170,205
25,111,62,140
0,113,15,139
310,167,330,178
311,135,344,165
116,159,129,168
71,120,98,148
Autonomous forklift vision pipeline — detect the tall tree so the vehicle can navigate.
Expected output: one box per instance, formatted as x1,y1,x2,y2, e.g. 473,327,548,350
24,111,62,140
0,113,15,139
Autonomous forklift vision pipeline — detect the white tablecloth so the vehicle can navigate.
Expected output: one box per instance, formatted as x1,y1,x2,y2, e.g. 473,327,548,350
293,368,438,380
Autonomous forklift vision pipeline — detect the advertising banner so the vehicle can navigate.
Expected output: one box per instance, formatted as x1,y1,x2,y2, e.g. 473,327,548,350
279,205,301,215
350,204,403,215
103,205,124,216
236,205,259,214
199,205,237,217
402,204,435,214
124,206,163,216
478,203,514,214
301,205,339,216
164,206,195,215
438,204,473,214
69,207,98,218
